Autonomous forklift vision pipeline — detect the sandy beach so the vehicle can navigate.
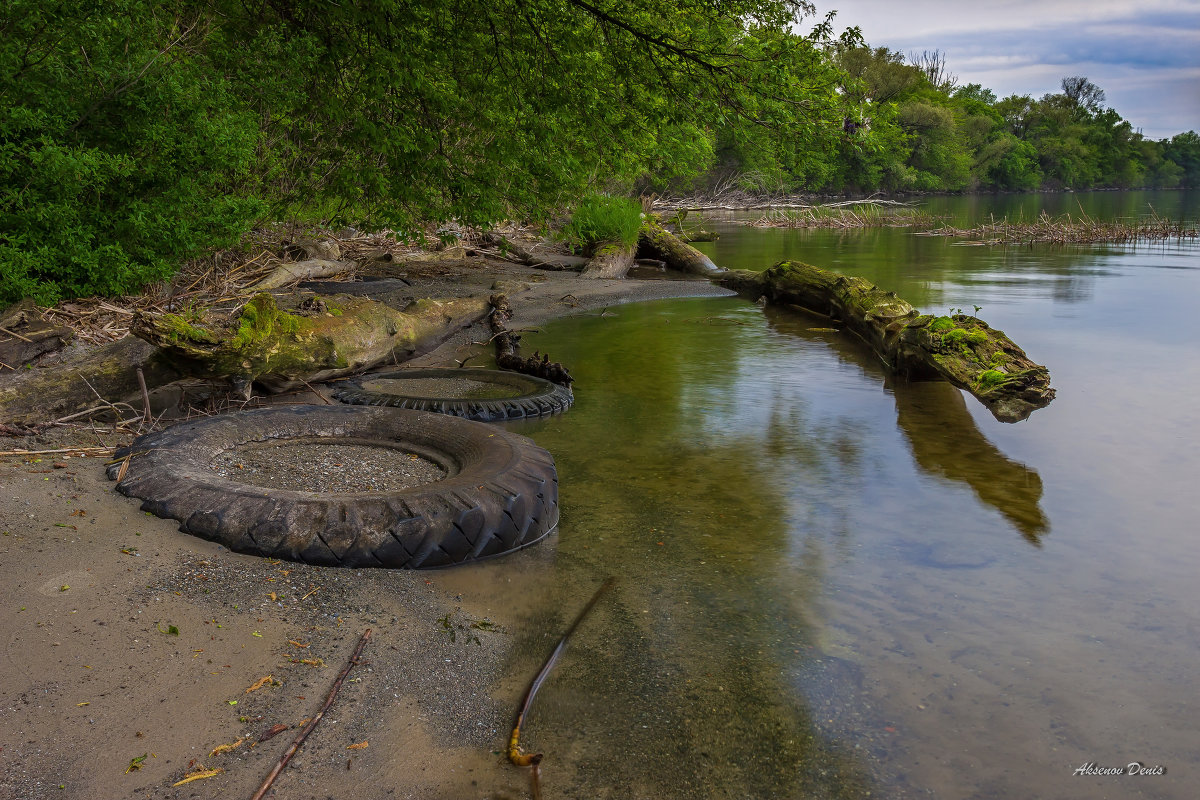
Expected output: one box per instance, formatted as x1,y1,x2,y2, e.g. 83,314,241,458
0,263,731,800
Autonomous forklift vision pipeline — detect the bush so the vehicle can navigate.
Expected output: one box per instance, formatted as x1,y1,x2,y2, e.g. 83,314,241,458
559,195,644,252
0,2,266,305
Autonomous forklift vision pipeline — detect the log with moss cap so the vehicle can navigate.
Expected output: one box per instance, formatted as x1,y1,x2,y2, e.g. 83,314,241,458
720,261,1055,422
131,292,489,397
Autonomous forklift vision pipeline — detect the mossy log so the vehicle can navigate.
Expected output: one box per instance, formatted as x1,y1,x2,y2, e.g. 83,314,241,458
637,219,722,276
721,261,1054,422
581,243,637,279
131,292,489,394
0,336,182,424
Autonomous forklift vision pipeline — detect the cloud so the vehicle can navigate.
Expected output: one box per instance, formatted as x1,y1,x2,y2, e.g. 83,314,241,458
808,0,1200,138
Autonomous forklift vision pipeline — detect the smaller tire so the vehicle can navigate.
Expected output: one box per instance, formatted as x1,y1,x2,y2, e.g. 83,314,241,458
332,367,573,422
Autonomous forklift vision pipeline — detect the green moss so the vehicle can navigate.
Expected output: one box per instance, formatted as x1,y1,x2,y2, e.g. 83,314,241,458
930,316,955,333
231,294,301,348
944,328,967,344
966,330,987,345
977,369,1007,390
329,308,342,316
159,313,217,345
990,351,1008,366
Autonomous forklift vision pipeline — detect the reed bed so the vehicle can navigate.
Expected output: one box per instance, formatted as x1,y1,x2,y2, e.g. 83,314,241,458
749,201,943,229
917,211,1198,246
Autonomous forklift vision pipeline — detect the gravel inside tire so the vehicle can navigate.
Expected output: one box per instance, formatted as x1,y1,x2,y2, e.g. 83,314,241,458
107,405,559,568
331,367,573,422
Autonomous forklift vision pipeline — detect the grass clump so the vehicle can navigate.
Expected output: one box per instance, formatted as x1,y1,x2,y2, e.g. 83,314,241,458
560,195,644,251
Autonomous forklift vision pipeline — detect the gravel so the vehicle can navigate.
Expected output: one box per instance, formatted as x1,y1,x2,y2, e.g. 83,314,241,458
211,442,447,493
359,376,519,399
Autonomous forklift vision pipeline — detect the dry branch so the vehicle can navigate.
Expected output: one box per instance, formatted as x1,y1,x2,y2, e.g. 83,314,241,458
489,295,574,386
250,629,372,800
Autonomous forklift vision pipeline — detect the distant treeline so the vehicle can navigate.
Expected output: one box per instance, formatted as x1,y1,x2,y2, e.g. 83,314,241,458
2,2,1196,304
695,47,1199,196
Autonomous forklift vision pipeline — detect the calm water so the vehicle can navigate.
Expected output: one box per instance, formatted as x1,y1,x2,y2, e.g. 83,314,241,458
445,191,1200,798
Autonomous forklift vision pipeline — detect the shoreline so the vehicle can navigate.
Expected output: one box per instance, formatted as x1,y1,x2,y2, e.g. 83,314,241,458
0,265,733,800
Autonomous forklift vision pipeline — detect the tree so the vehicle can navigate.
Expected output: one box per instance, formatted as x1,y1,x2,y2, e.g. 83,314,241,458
1060,76,1106,113
1,0,848,303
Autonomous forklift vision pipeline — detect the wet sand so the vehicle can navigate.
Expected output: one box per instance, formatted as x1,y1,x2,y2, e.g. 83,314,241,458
0,267,731,800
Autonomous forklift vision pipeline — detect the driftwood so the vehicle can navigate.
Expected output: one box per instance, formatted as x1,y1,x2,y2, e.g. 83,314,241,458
489,295,573,386
580,243,636,279
721,261,1054,422
637,219,722,276
0,299,75,369
132,292,489,394
252,259,356,291
0,335,182,424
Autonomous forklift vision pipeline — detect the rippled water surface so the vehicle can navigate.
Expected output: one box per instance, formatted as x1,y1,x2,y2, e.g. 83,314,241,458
445,191,1200,799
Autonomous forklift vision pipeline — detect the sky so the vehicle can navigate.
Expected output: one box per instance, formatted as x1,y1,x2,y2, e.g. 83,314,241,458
807,0,1200,140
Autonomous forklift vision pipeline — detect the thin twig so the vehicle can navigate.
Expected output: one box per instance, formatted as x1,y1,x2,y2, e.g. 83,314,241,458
0,325,33,343
0,447,112,456
509,578,615,768
250,629,372,800
136,367,152,424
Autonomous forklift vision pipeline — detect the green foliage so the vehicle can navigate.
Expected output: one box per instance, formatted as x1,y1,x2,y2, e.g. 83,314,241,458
0,1,266,305
560,195,644,251
930,316,955,332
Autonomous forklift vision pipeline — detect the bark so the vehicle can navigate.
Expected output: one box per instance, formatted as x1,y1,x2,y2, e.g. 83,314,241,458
637,219,722,276
720,261,1055,422
252,259,356,291
0,299,75,368
0,336,181,424
131,292,489,394
580,243,636,279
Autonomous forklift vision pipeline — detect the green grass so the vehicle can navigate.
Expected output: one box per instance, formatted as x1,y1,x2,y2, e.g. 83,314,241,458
560,195,644,251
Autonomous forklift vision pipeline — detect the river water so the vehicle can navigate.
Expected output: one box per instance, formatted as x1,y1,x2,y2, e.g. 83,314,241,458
444,191,1199,799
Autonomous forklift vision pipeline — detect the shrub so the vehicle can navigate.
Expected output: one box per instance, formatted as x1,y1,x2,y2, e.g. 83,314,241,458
0,2,265,305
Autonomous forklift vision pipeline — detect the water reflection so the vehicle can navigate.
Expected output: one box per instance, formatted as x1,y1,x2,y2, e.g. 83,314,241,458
760,305,1048,545
499,300,883,798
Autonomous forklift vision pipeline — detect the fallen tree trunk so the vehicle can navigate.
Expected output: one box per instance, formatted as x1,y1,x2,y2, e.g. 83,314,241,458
637,219,722,276
720,261,1054,422
0,299,75,369
580,243,636,279
0,336,182,424
132,292,489,394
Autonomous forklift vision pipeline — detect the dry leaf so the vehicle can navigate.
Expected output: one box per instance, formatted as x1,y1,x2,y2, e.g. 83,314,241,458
172,767,223,786
245,675,274,694
268,592,277,601
258,723,289,743
208,738,245,757
346,741,369,750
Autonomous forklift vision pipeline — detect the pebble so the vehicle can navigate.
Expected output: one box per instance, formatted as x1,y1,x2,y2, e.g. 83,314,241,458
211,442,446,493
